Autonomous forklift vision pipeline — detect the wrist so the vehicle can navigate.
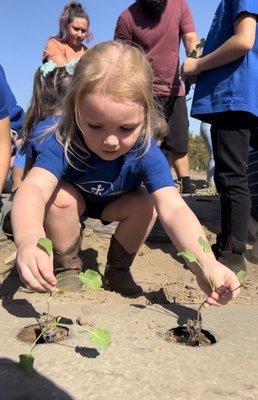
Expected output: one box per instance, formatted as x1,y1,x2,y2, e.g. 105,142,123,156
16,235,45,250
187,253,216,277
198,57,206,73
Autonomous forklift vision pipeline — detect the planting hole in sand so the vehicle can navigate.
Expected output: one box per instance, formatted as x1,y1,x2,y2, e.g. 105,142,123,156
17,314,70,344
165,323,216,347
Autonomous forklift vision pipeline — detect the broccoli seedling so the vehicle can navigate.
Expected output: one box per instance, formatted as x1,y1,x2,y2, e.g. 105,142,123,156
177,236,246,336
19,237,111,375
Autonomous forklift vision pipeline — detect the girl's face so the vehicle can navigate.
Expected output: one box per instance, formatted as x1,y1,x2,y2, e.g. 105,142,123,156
67,17,88,48
78,92,145,160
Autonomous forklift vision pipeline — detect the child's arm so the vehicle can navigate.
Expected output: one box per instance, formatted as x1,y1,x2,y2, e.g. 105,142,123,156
181,13,257,77
151,186,241,307
0,116,11,195
11,167,59,292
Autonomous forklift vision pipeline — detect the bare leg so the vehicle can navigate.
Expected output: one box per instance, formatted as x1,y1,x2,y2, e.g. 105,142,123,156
170,152,195,194
44,181,85,252
102,189,157,253
170,152,190,179
102,189,157,295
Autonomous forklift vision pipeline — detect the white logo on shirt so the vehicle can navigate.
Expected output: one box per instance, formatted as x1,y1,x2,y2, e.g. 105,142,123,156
91,184,105,195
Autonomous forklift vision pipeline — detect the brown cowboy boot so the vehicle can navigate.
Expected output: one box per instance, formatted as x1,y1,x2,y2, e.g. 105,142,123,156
54,234,83,291
104,235,143,296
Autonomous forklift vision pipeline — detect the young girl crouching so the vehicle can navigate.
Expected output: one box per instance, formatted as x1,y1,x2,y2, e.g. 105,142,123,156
12,41,240,307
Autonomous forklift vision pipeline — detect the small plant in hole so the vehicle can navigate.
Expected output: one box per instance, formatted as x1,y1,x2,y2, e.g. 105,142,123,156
18,237,111,375
175,236,246,346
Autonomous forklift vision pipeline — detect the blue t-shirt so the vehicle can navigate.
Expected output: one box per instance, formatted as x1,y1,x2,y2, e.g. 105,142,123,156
34,135,174,203
0,69,9,120
13,145,26,169
26,115,61,161
0,65,24,132
191,0,258,121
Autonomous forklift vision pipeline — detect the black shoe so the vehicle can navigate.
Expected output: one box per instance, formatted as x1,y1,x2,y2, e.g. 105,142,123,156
177,177,196,195
2,212,13,238
218,251,246,274
104,268,143,296
211,243,220,259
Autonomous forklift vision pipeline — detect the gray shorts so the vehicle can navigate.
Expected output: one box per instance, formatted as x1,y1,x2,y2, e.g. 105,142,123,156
156,95,189,154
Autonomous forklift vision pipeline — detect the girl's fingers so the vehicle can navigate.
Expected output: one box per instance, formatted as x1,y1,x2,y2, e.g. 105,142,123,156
203,295,221,308
36,255,57,288
17,254,56,293
17,264,47,292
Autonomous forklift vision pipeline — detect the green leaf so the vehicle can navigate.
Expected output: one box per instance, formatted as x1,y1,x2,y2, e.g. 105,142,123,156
78,270,102,290
189,49,197,58
198,237,211,254
237,270,247,287
89,328,111,350
196,38,206,50
19,353,34,375
37,238,53,255
177,250,197,263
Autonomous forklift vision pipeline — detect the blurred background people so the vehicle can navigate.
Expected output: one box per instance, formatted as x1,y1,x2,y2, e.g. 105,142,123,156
114,0,199,194
42,1,91,66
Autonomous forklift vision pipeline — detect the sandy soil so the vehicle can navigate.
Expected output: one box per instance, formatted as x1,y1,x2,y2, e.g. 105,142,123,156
0,171,258,307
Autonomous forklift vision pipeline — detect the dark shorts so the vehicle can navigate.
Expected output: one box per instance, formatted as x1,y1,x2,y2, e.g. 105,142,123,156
156,95,189,154
79,199,111,225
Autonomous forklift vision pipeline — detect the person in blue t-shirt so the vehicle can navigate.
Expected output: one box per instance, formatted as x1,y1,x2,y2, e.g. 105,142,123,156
0,65,24,136
1,62,74,237
0,68,12,205
11,41,240,304
0,65,24,187
0,65,24,235
181,0,258,272
22,60,74,175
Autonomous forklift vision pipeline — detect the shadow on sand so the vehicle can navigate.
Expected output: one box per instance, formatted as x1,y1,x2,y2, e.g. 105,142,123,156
0,358,74,400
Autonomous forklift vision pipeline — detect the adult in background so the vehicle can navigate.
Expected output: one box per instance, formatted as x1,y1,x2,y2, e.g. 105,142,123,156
114,0,199,194
42,1,91,66
0,65,24,191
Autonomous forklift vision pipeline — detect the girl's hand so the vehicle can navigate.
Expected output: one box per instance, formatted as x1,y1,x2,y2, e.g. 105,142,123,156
180,58,202,78
195,261,241,308
16,242,57,292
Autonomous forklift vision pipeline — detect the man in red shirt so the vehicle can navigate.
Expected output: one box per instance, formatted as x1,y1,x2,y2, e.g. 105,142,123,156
114,0,199,194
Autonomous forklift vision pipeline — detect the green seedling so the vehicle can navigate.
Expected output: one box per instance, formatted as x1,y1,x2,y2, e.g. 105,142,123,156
37,237,53,255
188,38,205,59
19,237,111,375
177,236,246,344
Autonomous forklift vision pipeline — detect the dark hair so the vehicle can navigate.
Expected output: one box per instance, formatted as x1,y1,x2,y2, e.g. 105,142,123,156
57,1,91,42
153,115,169,142
22,66,72,152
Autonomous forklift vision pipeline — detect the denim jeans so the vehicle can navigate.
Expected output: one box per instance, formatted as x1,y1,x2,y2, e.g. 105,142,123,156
211,112,258,253
200,122,215,186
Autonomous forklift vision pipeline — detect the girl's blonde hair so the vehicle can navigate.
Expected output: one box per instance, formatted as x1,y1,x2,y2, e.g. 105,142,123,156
56,40,158,164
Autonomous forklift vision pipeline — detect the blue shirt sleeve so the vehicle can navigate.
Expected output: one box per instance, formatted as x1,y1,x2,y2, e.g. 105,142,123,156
13,146,26,168
232,0,258,20
34,135,68,180
0,64,24,132
0,66,9,120
141,142,174,193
